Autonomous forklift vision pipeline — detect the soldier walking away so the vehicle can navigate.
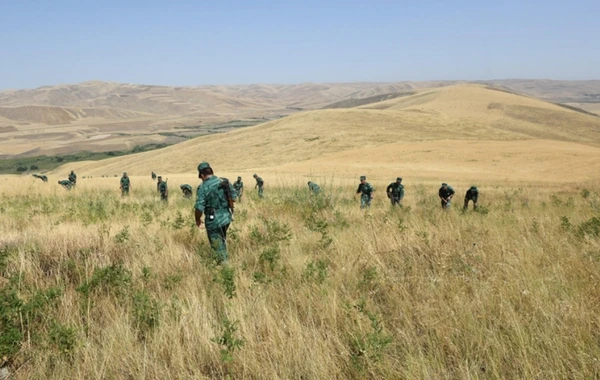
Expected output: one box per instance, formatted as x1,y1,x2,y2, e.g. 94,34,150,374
355,175,374,209
33,174,48,182
464,186,479,210
253,174,264,198
439,182,455,209
386,177,405,206
307,181,321,195
68,171,77,187
58,179,73,190
120,172,131,196
180,184,193,198
151,171,157,180
195,162,236,265
233,176,244,202
157,176,168,201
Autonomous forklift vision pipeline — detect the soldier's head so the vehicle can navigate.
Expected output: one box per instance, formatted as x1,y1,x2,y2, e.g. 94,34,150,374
70,170,74,174
237,176,242,181
123,172,127,177
307,181,312,185
180,184,185,190
360,175,366,184
197,162,213,180
157,176,163,182
253,174,258,178
57,180,61,184
396,177,402,183
442,182,448,188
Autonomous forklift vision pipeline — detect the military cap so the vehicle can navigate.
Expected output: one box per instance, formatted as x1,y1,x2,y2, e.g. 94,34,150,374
396,177,402,181
253,173,258,177
470,186,478,190
157,176,162,179
442,182,448,186
360,175,366,180
237,176,242,180
197,162,211,171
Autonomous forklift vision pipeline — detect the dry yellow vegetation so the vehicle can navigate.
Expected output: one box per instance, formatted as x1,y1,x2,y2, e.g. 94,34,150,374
1,176,599,379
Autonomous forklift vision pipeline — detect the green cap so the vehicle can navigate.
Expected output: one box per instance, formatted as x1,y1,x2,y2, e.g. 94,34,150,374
253,173,258,177
360,175,366,181
396,177,402,182
470,186,478,190
198,162,211,171
442,182,448,186
237,176,242,180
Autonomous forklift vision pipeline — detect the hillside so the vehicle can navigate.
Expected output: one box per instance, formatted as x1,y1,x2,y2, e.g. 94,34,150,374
60,84,600,183
2,79,600,157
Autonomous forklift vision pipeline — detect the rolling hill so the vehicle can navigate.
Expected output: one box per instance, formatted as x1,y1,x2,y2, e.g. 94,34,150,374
59,84,600,183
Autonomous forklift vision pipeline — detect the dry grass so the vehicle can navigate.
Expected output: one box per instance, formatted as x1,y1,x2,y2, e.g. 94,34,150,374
1,176,599,379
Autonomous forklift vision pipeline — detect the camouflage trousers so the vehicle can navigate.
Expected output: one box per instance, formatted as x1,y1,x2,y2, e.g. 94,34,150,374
464,197,478,210
390,195,403,206
121,187,129,196
206,223,230,264
258,186,264,198
361,194,372,209
237,191,243,202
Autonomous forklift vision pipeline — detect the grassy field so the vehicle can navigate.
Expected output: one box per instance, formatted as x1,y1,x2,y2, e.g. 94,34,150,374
1,176,599,379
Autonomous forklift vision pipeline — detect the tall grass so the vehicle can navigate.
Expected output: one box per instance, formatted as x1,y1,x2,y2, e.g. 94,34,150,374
0,178,599,379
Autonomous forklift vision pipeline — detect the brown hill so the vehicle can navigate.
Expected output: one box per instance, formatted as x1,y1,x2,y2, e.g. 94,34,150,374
59,84,600,183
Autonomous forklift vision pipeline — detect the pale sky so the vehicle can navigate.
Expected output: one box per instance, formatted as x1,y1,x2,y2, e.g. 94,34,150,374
1,0,599,89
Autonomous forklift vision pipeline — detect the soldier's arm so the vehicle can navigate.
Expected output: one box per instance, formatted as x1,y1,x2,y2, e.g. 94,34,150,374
194,187,205,227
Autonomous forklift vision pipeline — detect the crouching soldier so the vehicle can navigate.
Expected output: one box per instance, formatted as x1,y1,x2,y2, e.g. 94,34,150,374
464,186,479,210
180,184,193,198
58,180,73,190
439,182,455,209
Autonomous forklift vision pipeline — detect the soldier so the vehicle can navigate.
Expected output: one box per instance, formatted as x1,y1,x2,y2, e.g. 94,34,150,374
355,175,374,209
194,162,236,264
386,177,405,206
180,184,193,198
151,171,157,180
253,173,264,198
307,181,321,194
120,172,131,196
157,176,168,201
439,182,455,209
464,186,479,210
68,170,77,186
33,174,48,182
233,176,244,202
58,179,73,190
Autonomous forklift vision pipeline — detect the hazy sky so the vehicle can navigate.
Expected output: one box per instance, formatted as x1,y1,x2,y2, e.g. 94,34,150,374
1,0,598,89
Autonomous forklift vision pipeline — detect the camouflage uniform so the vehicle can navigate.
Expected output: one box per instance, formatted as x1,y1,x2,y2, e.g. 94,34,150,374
195,162,236,264
151,172,157,180
233,177,244,202
253,174,264,198
308,181,321,194
439,183,455,209
356,175,374,209
58,180,73,190
464,186,479,210
157,177,168,201
33,174,48,182
180,184,193,198
386,177,405,206
68,171,77,186
120,173,131,196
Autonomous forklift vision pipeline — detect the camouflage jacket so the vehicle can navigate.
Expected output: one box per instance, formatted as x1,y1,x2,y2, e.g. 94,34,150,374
255,177,264,188
195,176,235,228
233,180,244,192
356,182,374,197
158,181,168,196
439,186,455,199
120,176,130,188
465,187,479,200
386,182,404,198
308,182,321,194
